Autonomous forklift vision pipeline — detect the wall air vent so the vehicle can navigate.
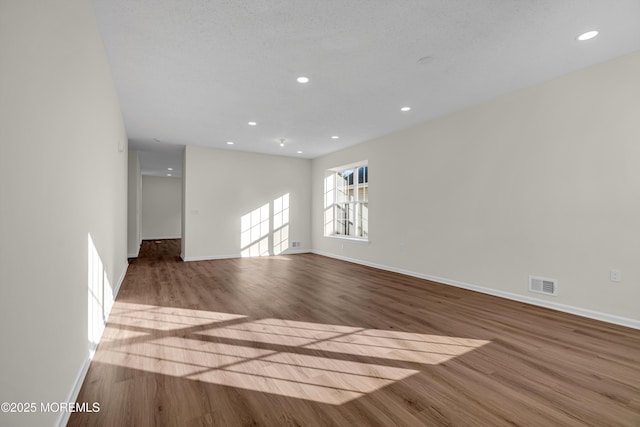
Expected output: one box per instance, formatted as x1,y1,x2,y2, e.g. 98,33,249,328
529,275,558,296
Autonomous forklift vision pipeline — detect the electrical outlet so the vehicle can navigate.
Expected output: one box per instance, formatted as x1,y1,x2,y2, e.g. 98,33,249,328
610,269,621,282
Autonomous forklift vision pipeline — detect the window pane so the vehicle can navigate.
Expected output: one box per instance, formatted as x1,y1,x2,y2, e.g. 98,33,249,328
324,174,335,208
336,172,348,203
358,166,368,184
348,203,356,236
342,169,354,185
324,163,368,239
359,202,368,238
335,203,348,235
359,184,368,202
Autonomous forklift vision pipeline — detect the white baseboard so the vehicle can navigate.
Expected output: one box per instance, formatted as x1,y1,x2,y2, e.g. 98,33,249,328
113,263,128,297
56,356,91,427
312,250,640,330
282,248,312,255
183,249,310,262
182,253,241,262
142,236,181,240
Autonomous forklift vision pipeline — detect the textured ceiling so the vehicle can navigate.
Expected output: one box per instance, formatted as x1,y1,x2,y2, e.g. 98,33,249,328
92,0,640,174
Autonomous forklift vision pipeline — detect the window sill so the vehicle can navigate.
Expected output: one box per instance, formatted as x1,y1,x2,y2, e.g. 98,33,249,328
324,235,370,244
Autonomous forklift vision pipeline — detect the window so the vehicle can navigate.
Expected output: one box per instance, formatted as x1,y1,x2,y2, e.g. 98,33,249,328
324,162,368,240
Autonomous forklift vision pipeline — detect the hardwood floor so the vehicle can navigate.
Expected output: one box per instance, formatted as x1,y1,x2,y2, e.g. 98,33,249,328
69,239,640,426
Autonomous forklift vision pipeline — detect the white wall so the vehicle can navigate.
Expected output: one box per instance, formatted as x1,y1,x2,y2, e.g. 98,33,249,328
183,146,311,260
181,147,187,259
0,1,128,426
142,175,182,240
128,151,142,256
312,51,640,326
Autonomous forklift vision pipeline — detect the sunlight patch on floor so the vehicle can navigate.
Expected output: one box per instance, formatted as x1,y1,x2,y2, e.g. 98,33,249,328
106,302,247,331
97,302,489,405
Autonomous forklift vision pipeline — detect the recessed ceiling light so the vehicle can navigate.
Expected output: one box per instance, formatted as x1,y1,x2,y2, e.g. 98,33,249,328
167,167,173,171
297,76,309,83
401,106,411,112
226,141,234,145
331,135,339,139
167,174,172,177
248,121,257,126
297,150,303,154
280,138,285,147
577,30,598,41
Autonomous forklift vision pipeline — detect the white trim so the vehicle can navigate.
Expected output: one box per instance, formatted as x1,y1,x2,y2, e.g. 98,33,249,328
324,235,370,244
56,356,92,427
128,239,141,258
312,250,640,330
280,248,312,255
328,159,368,172
142,236,182,240
182,249,311,262
113,263,128,298
182,253,241,262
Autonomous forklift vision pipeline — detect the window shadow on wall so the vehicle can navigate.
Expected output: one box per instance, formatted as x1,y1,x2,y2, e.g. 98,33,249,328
88,233,114,357
240,193,290,257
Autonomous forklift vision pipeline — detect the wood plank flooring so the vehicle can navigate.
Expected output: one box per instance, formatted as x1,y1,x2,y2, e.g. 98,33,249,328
69,239,640,426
